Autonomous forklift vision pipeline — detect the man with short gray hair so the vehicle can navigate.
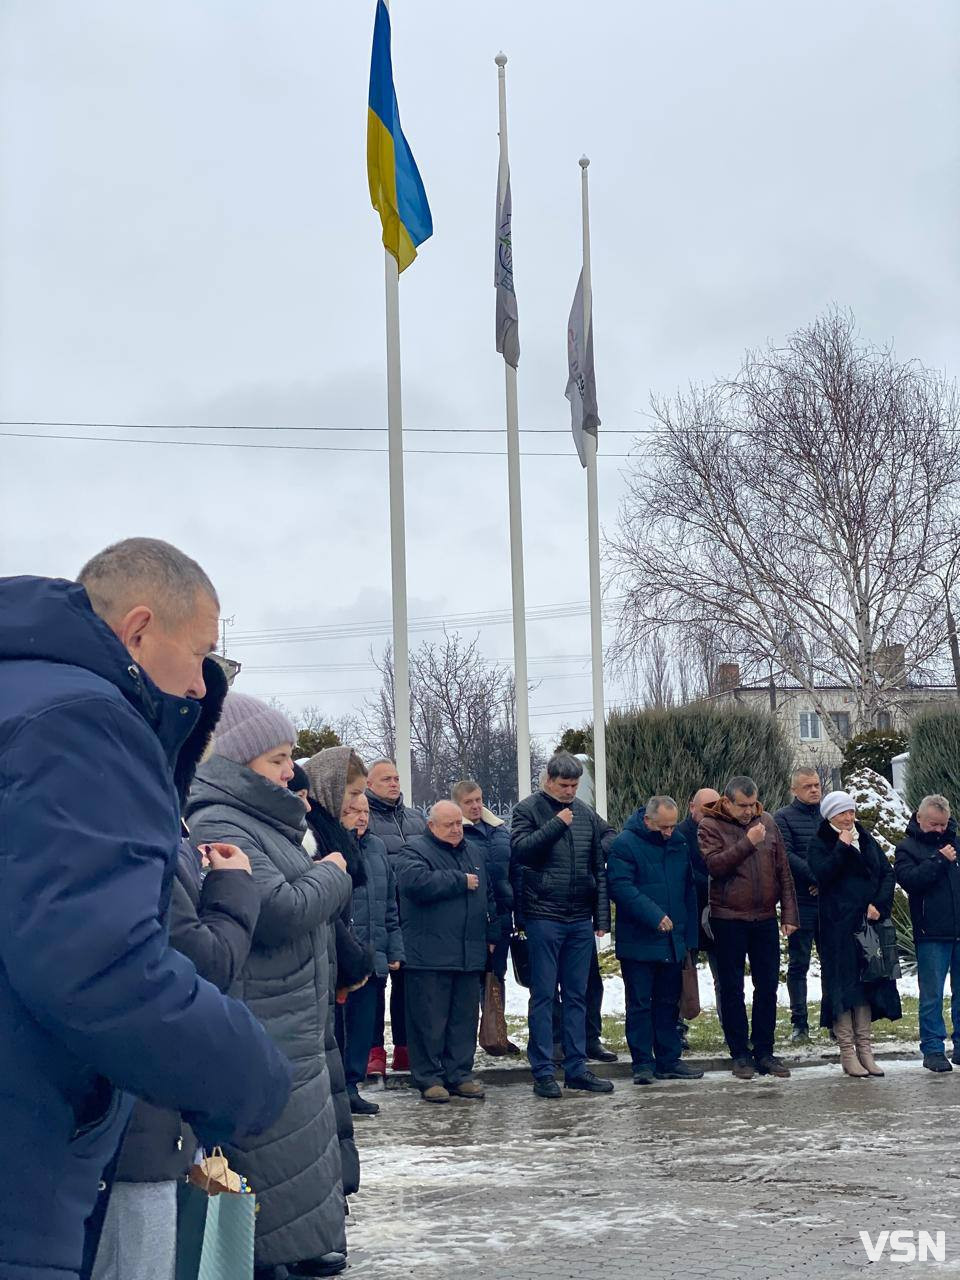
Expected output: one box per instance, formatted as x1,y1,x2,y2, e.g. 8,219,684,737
395,801,498,1102
0,542,291,1280
510,752,615,1097
895,794,960,1071
607,795,703,1084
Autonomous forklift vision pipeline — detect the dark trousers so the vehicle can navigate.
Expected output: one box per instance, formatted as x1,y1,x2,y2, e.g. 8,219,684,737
340,976,383,1087
621,958,683,1070
373,966,407,1049
712,916,781,1061
786,924,820,1028
527,918,594,1079
551,946,604,1043
404,969,482,1090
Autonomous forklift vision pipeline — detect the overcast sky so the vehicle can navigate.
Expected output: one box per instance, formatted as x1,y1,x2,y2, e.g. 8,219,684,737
2,0,958,748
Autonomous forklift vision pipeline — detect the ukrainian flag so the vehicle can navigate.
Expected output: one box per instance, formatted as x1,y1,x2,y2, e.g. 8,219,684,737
367,0,432,273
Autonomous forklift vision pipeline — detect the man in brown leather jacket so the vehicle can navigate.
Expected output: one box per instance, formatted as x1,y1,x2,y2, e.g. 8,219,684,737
698,776,799,1080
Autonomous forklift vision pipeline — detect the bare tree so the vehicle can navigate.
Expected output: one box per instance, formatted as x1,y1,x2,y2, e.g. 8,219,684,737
608,311,960,746
640,631,676,708
362,634,545,807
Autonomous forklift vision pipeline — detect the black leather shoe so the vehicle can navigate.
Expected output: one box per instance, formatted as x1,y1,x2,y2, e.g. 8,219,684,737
923,1052,953,1072
790,1025,810,1044
756,1054,791,1078
348,1087,380,1116
632,1067,655,1085
288,1255,348,1278
952,1044,960,1066
586,1041,618,1063
655,1061,704,1080
533,1077,562,1099
564,1070,614,1093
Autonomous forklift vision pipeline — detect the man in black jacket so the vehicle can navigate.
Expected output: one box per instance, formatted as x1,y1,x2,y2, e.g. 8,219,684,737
365,759,427,1074
396,801,498,1103
774,768,823,1042
510,753,614,1098
894,795,960,1072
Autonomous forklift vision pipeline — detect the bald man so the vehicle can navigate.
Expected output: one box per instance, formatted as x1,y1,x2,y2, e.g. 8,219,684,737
395,802,499,1102
677,788,725,1040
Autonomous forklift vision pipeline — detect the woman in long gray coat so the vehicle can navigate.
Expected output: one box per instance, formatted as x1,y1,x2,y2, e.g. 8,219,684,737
186,693,352,1280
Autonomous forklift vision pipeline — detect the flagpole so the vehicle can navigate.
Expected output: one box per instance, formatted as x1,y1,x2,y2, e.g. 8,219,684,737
496,52,531,802
383,250,412,801
580,154,607,818
380,0,411,800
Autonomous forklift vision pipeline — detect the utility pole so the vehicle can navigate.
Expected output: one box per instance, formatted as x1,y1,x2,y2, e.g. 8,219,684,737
220,615,235,656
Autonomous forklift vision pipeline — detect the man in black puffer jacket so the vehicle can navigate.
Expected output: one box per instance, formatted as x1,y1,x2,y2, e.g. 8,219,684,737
396,802,498,1103
774,767,825,1042
895,795,960,1071
510,753,614,1098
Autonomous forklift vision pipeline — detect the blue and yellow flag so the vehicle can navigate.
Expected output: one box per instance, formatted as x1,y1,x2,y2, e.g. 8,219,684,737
367,1,432,273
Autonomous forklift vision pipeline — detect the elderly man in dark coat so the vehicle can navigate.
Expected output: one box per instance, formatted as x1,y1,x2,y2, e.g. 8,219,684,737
608,796,704,1085
396,801,498,1102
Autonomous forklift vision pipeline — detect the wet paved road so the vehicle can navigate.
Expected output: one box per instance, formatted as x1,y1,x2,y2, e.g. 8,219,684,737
346,1061,960,1279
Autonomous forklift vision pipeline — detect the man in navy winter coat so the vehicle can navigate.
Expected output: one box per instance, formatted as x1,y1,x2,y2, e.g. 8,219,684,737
396,801,498,1103
608,796,704,1085
0,539,291,1280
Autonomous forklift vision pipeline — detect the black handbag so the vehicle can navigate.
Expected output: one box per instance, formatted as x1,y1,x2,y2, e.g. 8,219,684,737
854,917,899,982
509,931,531,987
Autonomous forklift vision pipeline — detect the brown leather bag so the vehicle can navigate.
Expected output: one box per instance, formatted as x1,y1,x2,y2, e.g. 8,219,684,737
478,973,510,1054
680,955,701,1021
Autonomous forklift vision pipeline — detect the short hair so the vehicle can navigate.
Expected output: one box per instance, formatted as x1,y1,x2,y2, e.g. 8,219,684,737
345,751,368,785
367,758,397,774
546,752,584,781
792,767,820,784
429,800,462,822
724,775,758,801
646,795,678,819
78,537,218,626
452,778,482,804
919,794,951,817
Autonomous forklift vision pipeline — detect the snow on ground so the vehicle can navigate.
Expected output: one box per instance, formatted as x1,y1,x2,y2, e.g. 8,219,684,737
502,945,921,1019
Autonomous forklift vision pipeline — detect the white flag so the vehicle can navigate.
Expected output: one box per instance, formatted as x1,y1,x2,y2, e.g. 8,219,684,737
565,269,600,466
495,167,520,369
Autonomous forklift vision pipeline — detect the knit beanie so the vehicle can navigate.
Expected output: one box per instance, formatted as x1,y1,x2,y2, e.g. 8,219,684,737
289,763,311,794
821,790,856,823
211,691,297,765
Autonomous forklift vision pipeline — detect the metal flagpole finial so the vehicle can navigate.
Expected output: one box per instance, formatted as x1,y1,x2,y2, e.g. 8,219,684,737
495,52,508,66
579,155,590,169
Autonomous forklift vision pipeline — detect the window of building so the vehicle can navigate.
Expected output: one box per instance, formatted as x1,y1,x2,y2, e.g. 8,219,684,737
877,711,893,731
799,710,821,740
830,711,852,740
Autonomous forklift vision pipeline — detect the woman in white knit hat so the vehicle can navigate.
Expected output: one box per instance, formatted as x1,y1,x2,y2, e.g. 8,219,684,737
807,791,902,1077
185,691,354,1280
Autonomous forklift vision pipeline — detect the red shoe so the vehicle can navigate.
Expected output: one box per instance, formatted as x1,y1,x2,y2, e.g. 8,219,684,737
391,1045,410,1072
366,1047,387,1079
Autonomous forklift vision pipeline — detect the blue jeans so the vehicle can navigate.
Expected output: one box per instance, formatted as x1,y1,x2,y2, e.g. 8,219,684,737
916,940,960,1055
526,918,595,1080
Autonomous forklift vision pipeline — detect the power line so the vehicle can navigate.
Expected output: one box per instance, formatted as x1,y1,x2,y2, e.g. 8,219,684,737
0,418,644,435
0,429,642,459
229,599,624,648
241,653,592,673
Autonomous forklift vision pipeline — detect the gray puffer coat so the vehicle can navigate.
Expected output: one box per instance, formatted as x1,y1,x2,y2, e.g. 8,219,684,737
355,831,405,975
186,756,352,1267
